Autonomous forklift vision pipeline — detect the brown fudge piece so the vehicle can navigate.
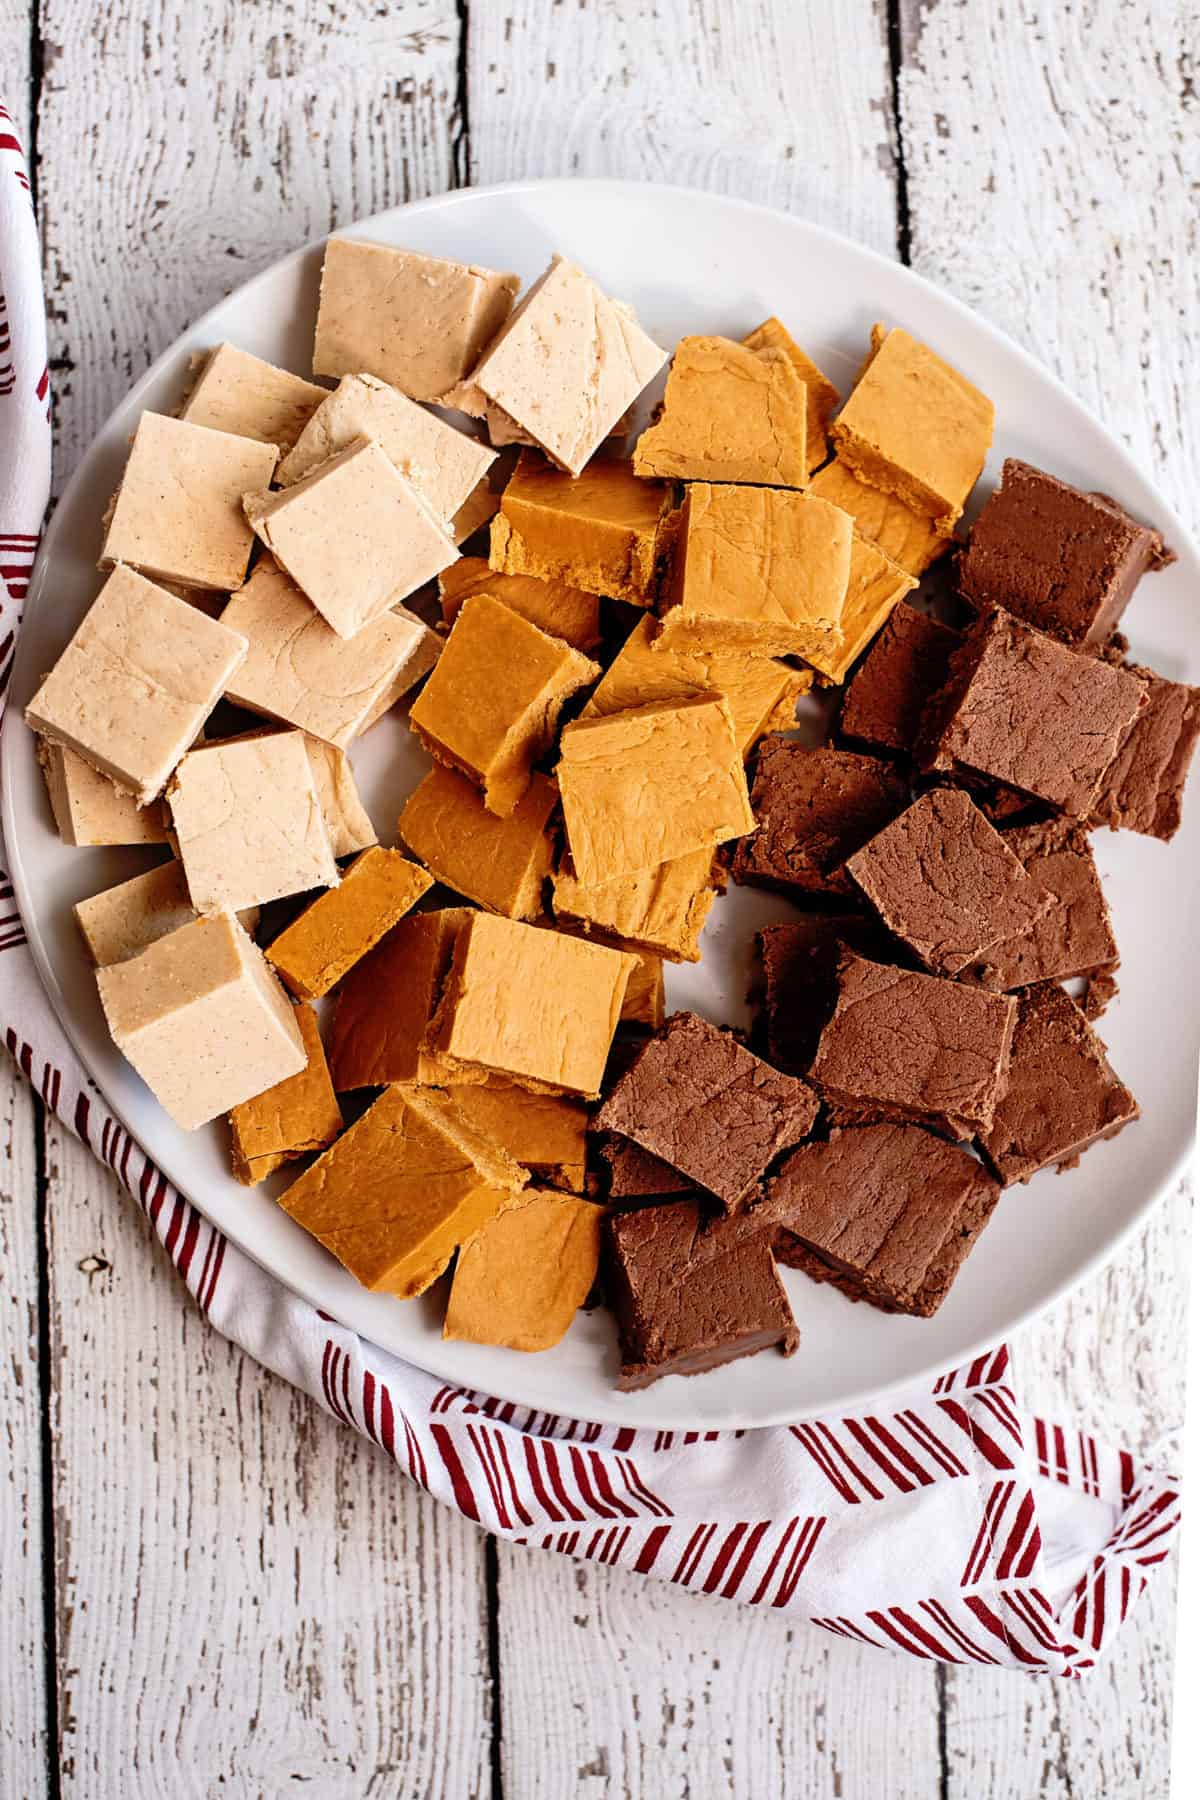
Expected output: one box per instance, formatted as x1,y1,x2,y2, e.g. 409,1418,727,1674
593,1011,818,1209
731,740,910,901
978,983,1139,1185
767,1124,1001,1316
265,848,433,1001
742,315,839,474
958,459,1164,649
400,765,559,920
840,603,961,756
1087,661,1200,841
228,1004,343,1185
962,819,1117,992
327,907,471,1090
918,607,1147,817
1084,967,1121,1021
604,1198,799,1390
756,913,895,1075
809,951,1017,1140
595,1135,693,1200
632,334,809,487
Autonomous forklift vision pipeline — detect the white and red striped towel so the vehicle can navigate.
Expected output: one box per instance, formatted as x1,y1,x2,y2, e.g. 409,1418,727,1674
0,110,1181,1675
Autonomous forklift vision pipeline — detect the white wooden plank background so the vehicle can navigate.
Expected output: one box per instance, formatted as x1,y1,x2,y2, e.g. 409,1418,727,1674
0,2,1192,1795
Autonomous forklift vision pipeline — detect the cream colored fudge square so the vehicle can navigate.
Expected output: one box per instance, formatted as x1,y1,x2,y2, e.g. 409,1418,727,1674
312,236,520,402
73,860,259,966
168,731,338,914
96,912,306,1131
181,344,328,452
357,607,443,730
26,565,248,804
220,556,438,748
277,373,495,521
37,739,169,846
244,437,457,638
302,737,377,858
453,255,668,477
100,412,277,590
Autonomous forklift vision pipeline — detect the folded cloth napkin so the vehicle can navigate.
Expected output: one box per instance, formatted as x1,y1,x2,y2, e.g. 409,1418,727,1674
0,109,1180,1675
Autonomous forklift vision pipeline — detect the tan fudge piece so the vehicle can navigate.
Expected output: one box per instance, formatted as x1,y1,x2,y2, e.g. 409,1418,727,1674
809,455,951,577
658,483,852,663
552,846,717,963
581,614,810,755
451,254,668,476
313,237,519,401
266,847,432,1000
357,606,444,731
400,764,558,920
96,912,305,1131
244,437,457,639
441,1084,588,1192
439,556,602,653
228,1004,342,1185
444,1188,602,1351
328,907,472,1090
428,913,636,1098
557,696,754,887
277,372,495,521
742,315,840,475
633,335,808,486
38,739,168,846
410,592,600,817
74,859,258,967
181,344,327,452
26,565,248,804
804,534,918,685
278,1083,527,1299
830,324,994,533
101,412,277,590
168,731,338,914
302,737,376,857
489,449,670,606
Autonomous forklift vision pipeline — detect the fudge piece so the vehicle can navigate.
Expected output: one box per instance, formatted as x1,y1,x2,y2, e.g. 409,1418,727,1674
451,475,504,546
978,983,1139,1185
26,565,248,804
845,788,1049,977
632,334,809,486
180,343,327,452
244,437,457,639
552,846,718,963
742,315,839,475
265,847,432,1000
580,614,811,756
557,697,754,887
100,412,277,590
756,913,894,1075
312,237,519,402
278,1084,526,1298
276,372,495,521
221,556,440,750
619,950,665,1030
963,820,1117,992
95,913,305,1131
808,457,950,578
958,459,1164,649
410,592,599,816
428,913,636,1099
400,765,558,920
441,1084,588,1192
1088,661,1200,841
918,607,1148,817
447,255,668,475
731,741,909,901
767,1125,1001,1317
808,951,1016,1140
594,1011,818,1209
1084,968,1121,1021
803,533,918,685
444,1188,602,1352
37,739,168,846
228,1004,342,1185
439,556,602,653
605,1199,798,1390
74,860,258,967
168,732,338,914
328,907,472,1090
839,602,960,755
302,737,377,858
489,449,671,607
596,1135,691,1200
829,324,994,533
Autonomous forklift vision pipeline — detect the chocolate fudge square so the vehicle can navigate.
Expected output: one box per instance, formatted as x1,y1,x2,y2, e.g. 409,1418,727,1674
593,1010,818,1208
918,607,1147,818
756,912,894,1075
963,819,1117,992
958,458,1164,650
1088,661,1200,841
732,740,909,900
978,983,1138,1185
766,1124,1001,1317
809,950,1017,1140
845,788,1049,977
840,602,961,756
604,1198,799,1390
595,1134,692,1200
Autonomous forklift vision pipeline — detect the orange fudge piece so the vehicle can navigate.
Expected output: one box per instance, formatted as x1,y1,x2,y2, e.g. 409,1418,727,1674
633,335,808,487
399,765,559,920
804,534,918,685
328,908,472,1090
439,556,603,653
441,1083,588,1192
742,316,840,475
228,1004,343,1185
489,450,671,607
809,456,951,578
444,1189,602,1351
552,847,718,963
266,847,432,1001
